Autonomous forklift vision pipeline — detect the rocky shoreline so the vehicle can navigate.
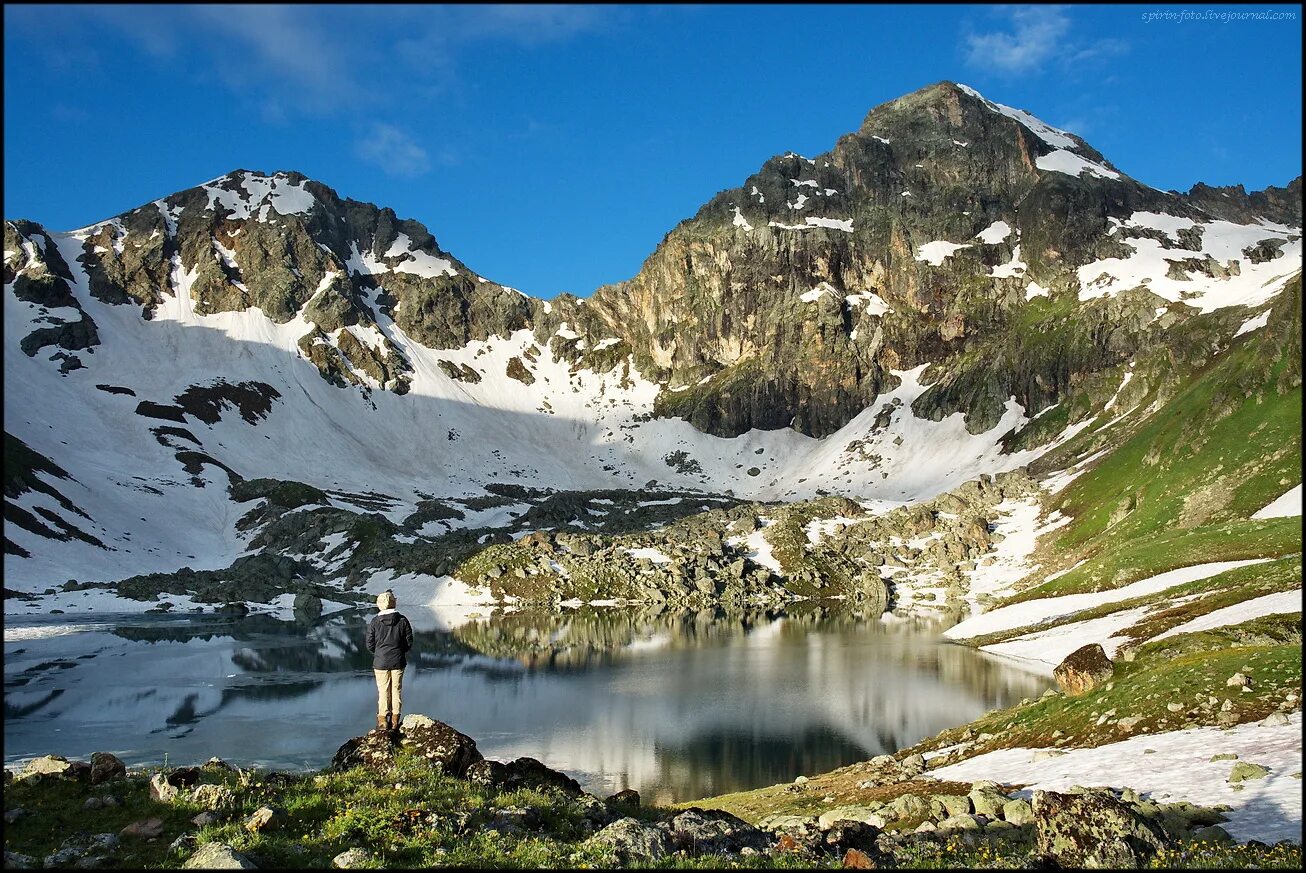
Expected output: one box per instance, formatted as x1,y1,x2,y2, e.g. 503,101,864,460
5,713,1299,870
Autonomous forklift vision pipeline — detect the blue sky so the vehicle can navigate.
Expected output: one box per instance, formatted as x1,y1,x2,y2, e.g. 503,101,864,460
5,4,1302,298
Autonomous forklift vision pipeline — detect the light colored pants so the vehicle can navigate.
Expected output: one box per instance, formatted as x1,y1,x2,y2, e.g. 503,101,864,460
374,668,404,717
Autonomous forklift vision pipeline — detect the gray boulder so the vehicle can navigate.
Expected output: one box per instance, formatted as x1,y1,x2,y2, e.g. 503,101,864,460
589,817,672,863
1031,789,1171,867
182,843,259,869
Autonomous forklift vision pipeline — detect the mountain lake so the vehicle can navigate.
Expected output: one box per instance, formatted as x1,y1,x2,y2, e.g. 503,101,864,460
3,604,1051,803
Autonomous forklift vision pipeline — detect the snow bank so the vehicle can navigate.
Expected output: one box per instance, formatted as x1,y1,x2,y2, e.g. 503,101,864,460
1252,484,1302,519
927,712,1304,844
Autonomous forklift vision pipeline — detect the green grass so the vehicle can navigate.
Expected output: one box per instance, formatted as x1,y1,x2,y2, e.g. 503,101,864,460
903,614,1301,761
1001,517,1299,606
967,556,1302,649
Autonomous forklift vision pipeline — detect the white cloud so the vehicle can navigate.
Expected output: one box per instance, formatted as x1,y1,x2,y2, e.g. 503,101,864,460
965,7,1071,73
355,124,432,178
964,7,1128,75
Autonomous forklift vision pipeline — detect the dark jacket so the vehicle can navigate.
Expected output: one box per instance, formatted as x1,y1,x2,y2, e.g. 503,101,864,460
365,610,413,670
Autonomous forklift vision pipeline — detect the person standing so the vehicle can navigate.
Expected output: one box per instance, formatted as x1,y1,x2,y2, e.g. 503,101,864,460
365,590,413,732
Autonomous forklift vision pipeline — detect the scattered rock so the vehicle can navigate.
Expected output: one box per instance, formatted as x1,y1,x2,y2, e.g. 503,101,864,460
589,817,672,863
19,755,87,782
1226,672,1253,688
937,814,981,831
607,788,640,807
465,756,580,797
1262,712,1290,727
1002,798,1033,826
182,843,258,869
1210,753,1238,762
818,806,888,829
332,848,376,868
149,772,180,803
89,752,126,785
169,834,198,855
968,787,1008,818
120,817,165,839
1228,762,1270,783
192,811,221,827
190,783,237,810
3,850,37,869
1053,644,1114,696
1191,825,1234,845
842,847,877,868
245,805,287,833
1031,749,1067,761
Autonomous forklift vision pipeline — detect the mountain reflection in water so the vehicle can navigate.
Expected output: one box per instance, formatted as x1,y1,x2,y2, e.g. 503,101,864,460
3,603,1050,802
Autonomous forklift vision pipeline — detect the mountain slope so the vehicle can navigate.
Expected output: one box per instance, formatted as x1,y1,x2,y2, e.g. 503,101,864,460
4,82,1300,609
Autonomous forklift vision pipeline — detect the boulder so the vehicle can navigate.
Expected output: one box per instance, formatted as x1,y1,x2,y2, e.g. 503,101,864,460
192,812,222,828
397,716,483,777
190,784,237,810
937,814,982,831
1191,825,1234,845
589,817,672,863
43,834,119,868
182,843,258,869
968,787,1008,818
886,793,930,822
818,805,887,829
607,788,640,807
19,755,87,782
331,728,400,772
1031,789,1171,867
666,808,771,854
465,756,580,797
1262,712,1290,727
1053,644,1114,696
1228,762,1270,783
89,753,126,785
929,794,971,819
1001,798,1033,826
150,772,180,803
3,850,37,869
841,848,877,868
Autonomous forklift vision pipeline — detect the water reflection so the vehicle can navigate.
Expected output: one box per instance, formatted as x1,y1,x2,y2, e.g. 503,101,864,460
3,604,1049,802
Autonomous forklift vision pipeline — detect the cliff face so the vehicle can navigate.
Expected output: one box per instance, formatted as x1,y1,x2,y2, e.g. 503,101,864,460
554,82,1291,437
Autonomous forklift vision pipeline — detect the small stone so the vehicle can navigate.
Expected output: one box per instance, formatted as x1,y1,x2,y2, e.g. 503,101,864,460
192,811,221,827
1191,825,1234,845
1210,753,1239,762
842,847,877,868
794,775,809,785
245,805,287,832
332,848,375,868
84,796,105,810
169,834,198,855
4,850,38,869
1031,749,1067,761
1262,712,1290,727
121,818,166,839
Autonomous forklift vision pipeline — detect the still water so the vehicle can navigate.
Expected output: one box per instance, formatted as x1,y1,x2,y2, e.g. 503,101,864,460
3,604,1049,804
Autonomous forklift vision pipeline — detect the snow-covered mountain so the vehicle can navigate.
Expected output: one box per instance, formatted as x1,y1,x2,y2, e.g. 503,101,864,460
4,81,1301,608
